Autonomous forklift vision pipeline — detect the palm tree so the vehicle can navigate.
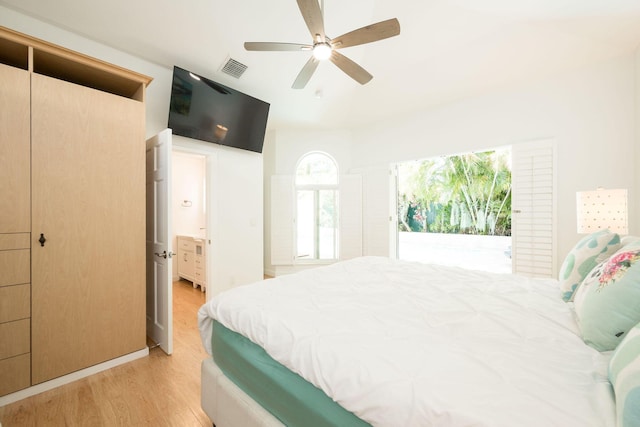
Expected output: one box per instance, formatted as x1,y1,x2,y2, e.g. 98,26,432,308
398,149,511,236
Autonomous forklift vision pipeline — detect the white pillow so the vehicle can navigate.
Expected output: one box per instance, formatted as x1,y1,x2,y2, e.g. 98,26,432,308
574,239,640,351
609,321,640,427
558,230,621,302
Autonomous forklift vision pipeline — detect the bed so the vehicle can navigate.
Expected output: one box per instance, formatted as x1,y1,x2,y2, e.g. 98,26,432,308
198,233,640,427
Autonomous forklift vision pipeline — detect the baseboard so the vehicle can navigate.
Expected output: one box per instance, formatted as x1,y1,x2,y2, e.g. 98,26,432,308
0,347,149,407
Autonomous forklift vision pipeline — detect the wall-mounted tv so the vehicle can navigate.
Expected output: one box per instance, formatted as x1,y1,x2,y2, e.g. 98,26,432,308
168,66,270,153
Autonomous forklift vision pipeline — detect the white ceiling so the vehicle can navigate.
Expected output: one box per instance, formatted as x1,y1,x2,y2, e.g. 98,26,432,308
3,0,640,131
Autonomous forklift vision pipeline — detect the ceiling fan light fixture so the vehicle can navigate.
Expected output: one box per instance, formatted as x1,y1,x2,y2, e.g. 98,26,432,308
312,43,332,61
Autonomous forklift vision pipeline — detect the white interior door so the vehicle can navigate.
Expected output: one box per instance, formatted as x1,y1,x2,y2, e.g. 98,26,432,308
146,129,173,354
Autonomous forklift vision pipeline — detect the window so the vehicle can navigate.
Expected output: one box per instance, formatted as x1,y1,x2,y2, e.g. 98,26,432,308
295,152,338,261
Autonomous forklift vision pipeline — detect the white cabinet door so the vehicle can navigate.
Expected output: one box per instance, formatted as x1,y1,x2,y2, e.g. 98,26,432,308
178,238,196,281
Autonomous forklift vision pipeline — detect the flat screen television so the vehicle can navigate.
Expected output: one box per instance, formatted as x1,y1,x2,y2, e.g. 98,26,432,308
168,66,270,153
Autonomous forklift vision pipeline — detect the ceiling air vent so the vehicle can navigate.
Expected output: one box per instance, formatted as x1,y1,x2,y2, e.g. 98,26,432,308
220,57,248,79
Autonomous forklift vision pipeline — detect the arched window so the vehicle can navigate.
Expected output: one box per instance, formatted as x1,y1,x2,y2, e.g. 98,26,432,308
295,152,339,261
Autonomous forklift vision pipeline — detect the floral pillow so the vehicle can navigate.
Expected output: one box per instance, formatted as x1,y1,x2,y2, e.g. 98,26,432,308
609,321,640,427
574,241,640,351
558,230,621,302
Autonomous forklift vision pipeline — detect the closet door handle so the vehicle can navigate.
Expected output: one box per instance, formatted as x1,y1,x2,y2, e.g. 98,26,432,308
39,233,47,247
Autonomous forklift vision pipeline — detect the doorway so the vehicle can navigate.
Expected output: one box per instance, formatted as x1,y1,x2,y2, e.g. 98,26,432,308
171,151,207,289
395,147,513,274
147,130,218,355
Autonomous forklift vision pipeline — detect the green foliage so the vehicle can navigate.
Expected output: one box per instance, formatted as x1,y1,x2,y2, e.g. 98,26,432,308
398,149,512,236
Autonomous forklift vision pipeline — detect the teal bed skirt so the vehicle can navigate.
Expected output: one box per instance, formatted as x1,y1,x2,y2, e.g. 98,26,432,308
211,320,371,427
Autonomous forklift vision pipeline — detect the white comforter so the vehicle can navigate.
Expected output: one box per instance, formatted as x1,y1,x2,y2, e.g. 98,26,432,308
198,257,615,427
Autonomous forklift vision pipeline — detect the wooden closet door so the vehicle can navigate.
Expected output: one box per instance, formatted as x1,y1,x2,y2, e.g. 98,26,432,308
31,74,146,384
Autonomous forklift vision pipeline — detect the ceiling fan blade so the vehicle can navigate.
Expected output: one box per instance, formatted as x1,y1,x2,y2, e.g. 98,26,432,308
296,0,326,42
292,56,320,89
329,51,372,85
244,42,311,52
331,18,400,49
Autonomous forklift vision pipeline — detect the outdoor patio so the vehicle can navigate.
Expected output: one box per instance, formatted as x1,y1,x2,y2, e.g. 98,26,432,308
398,232,512,274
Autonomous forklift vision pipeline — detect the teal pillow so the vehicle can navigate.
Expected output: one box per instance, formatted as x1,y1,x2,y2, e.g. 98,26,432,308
574,241,640,351
609,322,640,427
558,230,621,301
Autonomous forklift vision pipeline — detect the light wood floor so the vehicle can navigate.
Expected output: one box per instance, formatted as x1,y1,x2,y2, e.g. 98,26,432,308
0,280,211,427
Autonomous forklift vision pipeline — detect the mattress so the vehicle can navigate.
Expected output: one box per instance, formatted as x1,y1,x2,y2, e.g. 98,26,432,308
211,320,370,427
199,256,617,426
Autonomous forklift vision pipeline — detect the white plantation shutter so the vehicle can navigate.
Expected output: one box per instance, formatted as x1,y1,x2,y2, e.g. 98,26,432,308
351,166,396,257
271,175,294,265
511,140,557,278
339,174,363,260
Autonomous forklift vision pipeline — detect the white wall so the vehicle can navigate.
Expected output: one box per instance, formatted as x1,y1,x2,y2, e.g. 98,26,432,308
352,53,638,269
212,142,264,293
268,129,354,175
1,8,265,294
172,152,207,238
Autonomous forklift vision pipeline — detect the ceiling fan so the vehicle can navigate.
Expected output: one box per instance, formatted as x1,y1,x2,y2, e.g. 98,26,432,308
244,0,400,89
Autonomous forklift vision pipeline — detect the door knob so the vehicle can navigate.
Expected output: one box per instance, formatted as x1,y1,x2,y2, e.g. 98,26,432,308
154,250,176,259
39,233,46,247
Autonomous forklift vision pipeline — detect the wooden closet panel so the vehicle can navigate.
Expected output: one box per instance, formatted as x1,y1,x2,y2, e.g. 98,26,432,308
0,233,30,250
31,74,146,384
0,283,30,323
0,319,30,359
0,354,30,396
0,64,30,233
0,249,30,287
